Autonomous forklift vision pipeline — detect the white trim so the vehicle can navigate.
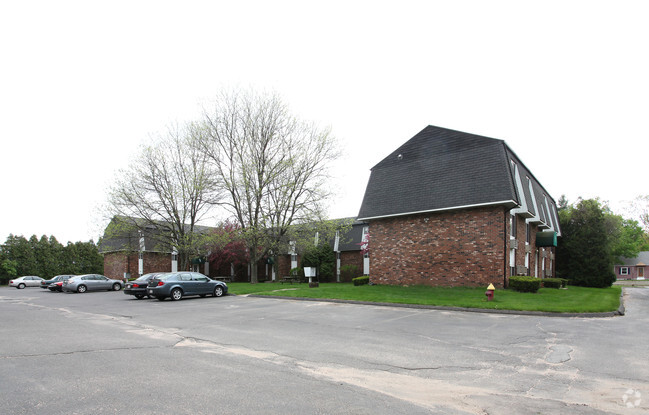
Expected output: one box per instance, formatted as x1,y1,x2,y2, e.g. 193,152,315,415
526,180,542,225
510,161,529,215
543,196,558,234
358,200,518,221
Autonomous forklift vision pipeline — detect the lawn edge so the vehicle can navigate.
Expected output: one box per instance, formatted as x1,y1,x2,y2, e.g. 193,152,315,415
247,289,626,318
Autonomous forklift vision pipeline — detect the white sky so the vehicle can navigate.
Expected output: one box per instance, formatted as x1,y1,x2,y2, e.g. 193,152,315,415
1,0,647,244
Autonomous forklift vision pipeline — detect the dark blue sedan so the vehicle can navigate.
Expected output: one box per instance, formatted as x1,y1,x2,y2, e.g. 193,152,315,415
147,272,228,301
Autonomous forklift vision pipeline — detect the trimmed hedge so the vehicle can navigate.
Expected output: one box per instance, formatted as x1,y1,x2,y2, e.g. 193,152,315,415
542,278,568,289
352,276,370,286
509,276,541,293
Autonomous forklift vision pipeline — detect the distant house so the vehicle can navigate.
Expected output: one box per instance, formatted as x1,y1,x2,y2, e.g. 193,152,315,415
357,125,561,288
614,252,648,280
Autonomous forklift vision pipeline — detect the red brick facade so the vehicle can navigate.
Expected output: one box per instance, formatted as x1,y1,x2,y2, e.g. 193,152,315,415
367,206,556,288
369,206,507,287
103,252,174,280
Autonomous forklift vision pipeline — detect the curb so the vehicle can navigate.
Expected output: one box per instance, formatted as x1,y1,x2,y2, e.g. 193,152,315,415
247,288,626,318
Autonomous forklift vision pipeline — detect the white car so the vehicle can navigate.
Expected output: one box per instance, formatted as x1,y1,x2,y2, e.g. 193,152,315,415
9,276,44,289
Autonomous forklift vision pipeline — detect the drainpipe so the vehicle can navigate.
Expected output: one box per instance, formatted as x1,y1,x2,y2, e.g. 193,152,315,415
504,208,508,288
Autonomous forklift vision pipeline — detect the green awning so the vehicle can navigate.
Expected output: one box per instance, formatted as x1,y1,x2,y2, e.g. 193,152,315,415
536,231,557,247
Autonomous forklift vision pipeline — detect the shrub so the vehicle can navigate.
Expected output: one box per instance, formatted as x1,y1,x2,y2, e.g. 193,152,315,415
340,265,360,282
509,276,541,293
542,278,564,289
565,272,616,288
289,267,303,277
319,263,335,282
352,276,370,286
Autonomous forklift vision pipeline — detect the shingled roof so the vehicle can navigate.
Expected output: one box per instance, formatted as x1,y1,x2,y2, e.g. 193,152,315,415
357,125,560,233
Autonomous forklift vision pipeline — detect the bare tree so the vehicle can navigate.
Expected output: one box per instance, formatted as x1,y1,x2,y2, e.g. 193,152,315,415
196,89,343,283
631,195,649,232
105,122,222,271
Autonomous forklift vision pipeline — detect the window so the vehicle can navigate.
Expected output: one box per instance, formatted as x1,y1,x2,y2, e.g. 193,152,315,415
510,214,517,238
526,223,531,244
620,267,629,275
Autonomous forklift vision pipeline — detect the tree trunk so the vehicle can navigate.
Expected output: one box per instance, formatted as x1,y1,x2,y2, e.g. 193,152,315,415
249,248,258,284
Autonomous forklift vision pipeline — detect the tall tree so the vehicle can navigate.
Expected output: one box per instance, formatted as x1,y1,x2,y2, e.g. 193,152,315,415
606,216,649,261
557,198,616,287
105,122,222,271
1,234,103,278
197,89,343,283
70,241,104,275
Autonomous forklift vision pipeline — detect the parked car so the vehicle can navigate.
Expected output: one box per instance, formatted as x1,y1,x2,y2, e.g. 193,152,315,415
41,275,75,290
124,273,167,299
62,274,124,293
48,275,75,292
10,276,44,289
147,272,227,301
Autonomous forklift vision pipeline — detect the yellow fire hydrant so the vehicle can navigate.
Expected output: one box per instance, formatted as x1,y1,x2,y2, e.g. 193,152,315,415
485,283,495,301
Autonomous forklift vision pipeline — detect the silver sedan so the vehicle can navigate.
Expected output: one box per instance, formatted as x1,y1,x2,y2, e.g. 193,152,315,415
62,274,124,293
9,276,44,289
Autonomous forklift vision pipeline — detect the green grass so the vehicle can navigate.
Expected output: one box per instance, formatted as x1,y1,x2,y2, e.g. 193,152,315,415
227,282,622,313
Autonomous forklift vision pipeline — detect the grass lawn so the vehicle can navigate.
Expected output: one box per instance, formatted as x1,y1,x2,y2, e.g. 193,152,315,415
227,282,622,313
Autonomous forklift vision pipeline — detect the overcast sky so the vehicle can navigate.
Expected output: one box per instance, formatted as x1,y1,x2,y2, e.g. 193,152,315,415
1,1,647,244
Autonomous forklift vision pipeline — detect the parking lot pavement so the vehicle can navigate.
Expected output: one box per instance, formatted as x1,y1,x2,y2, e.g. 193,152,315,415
1,286,648,414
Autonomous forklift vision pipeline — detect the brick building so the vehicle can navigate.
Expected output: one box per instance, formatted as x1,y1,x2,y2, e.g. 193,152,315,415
100,216,365,282
357,125,560,288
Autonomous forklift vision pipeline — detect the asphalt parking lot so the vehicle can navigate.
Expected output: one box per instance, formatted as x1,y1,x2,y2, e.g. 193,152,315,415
1,286,648,414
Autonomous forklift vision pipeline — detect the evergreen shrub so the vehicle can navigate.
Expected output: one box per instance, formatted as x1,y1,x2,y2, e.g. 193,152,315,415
542,278,564,289
509,276,541,293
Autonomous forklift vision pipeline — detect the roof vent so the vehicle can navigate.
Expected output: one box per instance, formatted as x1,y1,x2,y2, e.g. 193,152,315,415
397,154,403,160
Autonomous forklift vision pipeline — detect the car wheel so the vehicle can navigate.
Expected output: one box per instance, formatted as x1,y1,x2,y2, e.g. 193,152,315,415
170,288,183,301
112,283,122,291
18,283,25,289
77,285,87,293
135,294,145,300
213,286,224,297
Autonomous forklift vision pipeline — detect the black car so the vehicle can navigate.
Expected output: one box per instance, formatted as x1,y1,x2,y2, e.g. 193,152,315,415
147,272,228,301
124,273,167,299
41,275,75,290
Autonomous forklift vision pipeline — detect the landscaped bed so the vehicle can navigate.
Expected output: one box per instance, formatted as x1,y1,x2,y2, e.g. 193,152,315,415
227,282,622,314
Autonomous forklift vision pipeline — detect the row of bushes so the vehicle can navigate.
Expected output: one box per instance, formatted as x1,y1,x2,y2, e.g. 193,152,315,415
509,276,569,293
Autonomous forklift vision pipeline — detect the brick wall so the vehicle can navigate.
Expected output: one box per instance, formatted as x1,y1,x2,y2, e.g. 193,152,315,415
368,206,508,287
104,252,139,280
339,251,364,282
143,252,173,274
103,251,172,280
507,213,557,280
